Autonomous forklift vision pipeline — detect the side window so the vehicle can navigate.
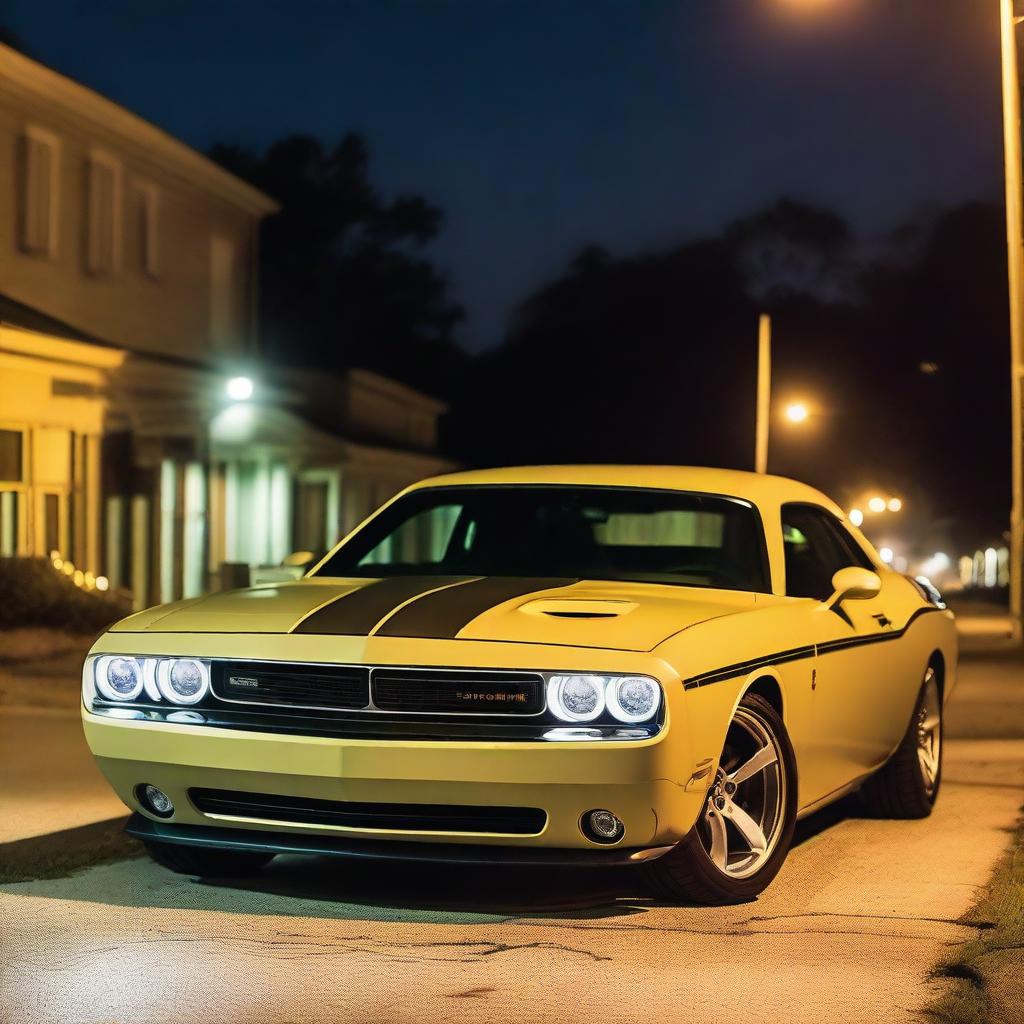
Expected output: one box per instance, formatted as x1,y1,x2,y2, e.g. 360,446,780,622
781,505,870,600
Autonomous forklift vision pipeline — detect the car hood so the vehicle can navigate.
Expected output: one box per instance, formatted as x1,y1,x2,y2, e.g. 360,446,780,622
110,576,765,652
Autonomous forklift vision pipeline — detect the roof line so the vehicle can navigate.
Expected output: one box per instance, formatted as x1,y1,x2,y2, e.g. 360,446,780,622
0,43,279,217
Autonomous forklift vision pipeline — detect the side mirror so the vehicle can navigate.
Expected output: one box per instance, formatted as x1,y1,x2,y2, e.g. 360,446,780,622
827,566,882,607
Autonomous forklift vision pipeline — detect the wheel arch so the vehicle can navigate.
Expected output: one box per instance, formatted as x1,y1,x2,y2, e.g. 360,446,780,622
927,649,946,700
739,671,786,723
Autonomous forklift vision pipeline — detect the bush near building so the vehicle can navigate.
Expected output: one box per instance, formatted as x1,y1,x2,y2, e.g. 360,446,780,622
0,558,130,633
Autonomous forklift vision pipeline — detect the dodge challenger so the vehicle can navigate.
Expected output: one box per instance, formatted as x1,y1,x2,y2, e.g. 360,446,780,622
81,466,956,904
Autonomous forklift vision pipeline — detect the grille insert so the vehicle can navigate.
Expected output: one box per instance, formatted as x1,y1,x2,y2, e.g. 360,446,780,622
372,669,544,714
189,789,547,835
212,661,370,711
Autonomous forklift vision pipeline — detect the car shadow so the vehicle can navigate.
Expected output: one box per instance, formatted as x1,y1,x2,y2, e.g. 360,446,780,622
2,795,867,922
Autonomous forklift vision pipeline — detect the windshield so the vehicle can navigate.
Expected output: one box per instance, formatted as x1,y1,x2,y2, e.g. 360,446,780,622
315,485,770,592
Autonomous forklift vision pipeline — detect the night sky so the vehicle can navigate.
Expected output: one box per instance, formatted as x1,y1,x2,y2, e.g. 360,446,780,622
3,0,1005,352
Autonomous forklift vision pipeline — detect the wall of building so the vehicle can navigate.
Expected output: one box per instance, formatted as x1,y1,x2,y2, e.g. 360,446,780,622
0,45,271,364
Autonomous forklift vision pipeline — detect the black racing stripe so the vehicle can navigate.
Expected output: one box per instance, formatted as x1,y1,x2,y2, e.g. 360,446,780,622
376,577,578,640
683,605,942,691
294,577,475,635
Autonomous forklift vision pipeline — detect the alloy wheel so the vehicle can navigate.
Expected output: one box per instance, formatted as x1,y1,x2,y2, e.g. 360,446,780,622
916,667,942,797
697,705,786,879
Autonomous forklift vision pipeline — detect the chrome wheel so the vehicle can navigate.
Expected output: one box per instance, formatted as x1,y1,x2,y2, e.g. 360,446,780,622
916,667,942,797
698,706,786,880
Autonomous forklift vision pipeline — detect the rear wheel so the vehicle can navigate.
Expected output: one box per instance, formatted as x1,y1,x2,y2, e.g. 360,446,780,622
643,693,798,905
143,839,275,877
860,665,942,819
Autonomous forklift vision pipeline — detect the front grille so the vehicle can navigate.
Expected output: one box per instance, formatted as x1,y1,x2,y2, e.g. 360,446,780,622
190,788,547,835
212,661,370,710
371,669,544,714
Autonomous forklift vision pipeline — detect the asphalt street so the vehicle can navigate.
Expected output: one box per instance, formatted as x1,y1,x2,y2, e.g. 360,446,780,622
1,620,1022,1024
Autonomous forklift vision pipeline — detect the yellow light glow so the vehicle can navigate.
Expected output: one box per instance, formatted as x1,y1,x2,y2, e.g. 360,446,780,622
887,497,902,512
73,570,84,587
96,576,109,592
52,557,63,571
784,402,809,424
849,508,863,527
868,496,887,513
62,561,75,576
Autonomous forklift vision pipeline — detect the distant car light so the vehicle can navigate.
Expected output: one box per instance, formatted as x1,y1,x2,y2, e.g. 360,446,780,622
157,659,211,705
96,656,144,702
606,676,661,723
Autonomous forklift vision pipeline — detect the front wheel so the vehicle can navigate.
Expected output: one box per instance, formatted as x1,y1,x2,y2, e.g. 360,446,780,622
143,839,275,877
643,693,798,905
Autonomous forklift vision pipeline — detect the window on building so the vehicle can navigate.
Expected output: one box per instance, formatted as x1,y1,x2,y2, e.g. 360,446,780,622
138,184,160,277
87,152,121,275
0,430,24,482
17,127,58,256
43,493,61,556
210,235,238,348
0,492,19,556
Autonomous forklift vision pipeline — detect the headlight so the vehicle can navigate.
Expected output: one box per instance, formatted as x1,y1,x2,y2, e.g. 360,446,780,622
156,659,210,705
606,675,661,723
547,674,607,722
95,656,144,702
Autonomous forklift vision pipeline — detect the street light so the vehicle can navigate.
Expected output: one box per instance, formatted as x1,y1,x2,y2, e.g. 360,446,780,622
868,496,887,514
784,401,809,424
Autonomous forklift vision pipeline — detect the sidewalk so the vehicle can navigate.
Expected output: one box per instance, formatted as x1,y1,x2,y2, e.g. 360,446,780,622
0,651,125,846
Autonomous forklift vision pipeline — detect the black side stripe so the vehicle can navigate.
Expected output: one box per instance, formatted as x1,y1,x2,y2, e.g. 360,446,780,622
683,605,943,691
294,577,475,635
376,577,578,640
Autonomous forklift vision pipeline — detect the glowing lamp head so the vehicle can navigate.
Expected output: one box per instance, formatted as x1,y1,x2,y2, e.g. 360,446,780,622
879,547,894,565
784,402,809,424
226,376,254,402
849,508,864,527
887,497,902,512
868,496,887,513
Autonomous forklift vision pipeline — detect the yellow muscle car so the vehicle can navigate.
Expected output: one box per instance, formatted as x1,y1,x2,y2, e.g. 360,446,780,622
81,466,956,904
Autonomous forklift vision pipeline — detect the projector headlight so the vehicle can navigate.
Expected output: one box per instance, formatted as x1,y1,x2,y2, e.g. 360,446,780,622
95,656,144,702
547,674,607,722
606,675,662,723
157,659,211,705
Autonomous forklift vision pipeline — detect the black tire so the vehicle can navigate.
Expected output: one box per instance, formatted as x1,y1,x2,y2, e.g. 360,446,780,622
643,693,798,905
143,839,275,877
860,664,942,819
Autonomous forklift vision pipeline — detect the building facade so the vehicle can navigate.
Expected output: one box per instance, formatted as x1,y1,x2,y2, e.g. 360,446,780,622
0,44,454,606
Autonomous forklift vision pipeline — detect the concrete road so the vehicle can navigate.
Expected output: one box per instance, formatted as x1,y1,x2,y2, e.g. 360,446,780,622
1,638,1022,1024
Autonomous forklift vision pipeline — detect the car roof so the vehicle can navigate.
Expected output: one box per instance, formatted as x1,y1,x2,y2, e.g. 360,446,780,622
405,465,844,517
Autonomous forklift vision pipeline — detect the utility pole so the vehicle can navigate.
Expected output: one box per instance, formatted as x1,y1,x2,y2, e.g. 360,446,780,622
755,313,771,474
1000,0,1024,623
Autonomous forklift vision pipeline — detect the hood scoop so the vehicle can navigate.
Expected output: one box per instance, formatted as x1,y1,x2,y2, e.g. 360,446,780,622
518,599,639,619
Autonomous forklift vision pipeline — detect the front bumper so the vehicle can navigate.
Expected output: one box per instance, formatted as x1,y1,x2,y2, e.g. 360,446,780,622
125,815,676,866
83,711,703,852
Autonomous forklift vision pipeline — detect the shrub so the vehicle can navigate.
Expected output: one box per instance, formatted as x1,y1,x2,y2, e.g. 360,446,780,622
0,557,131,633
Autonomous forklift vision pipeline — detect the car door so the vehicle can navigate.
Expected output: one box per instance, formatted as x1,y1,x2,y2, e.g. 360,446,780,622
780,503,899,805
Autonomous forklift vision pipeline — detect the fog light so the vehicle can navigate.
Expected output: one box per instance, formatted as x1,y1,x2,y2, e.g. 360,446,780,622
582,808,624,845
139,784,174,818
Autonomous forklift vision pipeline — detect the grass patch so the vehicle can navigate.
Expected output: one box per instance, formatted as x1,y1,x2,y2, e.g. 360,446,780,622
0,817,142,884
925,810,1024,1024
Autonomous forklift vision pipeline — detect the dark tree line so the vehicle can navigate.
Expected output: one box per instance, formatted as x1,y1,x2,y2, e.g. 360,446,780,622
214,135,1008,548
